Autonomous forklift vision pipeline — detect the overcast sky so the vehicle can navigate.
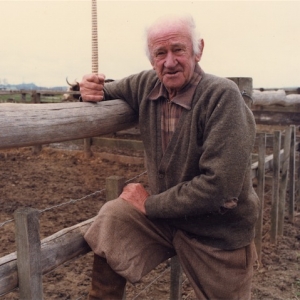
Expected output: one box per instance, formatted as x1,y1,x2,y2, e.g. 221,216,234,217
0,0,299,88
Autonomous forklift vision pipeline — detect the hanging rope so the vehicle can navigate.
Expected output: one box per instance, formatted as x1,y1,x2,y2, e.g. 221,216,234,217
91,0,98,74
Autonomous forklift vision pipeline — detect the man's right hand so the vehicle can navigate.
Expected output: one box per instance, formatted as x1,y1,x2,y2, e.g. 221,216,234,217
120,183,149,215
79,73,106,102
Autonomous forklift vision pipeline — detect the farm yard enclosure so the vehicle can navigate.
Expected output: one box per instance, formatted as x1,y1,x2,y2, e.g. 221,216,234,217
0,142,299,299
1,87,300,299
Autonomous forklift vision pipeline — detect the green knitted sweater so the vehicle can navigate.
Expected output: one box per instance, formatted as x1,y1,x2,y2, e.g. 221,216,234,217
104,67,260,250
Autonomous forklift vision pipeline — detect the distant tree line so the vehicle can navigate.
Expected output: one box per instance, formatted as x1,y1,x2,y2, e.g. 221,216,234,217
0,78,67,91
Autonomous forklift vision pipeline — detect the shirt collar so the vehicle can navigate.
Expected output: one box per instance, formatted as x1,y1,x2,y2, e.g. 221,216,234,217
147,64,203,110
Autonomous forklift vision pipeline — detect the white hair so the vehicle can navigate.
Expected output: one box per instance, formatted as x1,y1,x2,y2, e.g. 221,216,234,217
145,14,202,62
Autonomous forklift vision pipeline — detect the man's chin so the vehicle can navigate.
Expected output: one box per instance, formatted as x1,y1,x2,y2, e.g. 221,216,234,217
163,78,184,91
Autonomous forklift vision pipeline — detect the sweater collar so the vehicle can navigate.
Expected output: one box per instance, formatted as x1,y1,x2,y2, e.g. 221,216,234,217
147,64,203,110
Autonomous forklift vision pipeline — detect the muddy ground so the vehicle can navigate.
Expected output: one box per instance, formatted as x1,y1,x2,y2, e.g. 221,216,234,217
0,134,299,299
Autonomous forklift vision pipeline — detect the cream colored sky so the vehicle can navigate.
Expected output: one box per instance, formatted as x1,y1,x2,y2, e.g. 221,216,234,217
0,0,299,88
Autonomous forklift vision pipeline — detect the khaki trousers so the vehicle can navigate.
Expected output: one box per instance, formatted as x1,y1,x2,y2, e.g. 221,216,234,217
85,198,257,300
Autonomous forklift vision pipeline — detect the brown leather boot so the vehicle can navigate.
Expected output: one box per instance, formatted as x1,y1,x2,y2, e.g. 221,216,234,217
89,254,126,300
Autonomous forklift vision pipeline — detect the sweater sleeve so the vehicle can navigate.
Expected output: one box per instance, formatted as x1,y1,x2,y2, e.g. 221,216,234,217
145,79,256,218
103,70,158,113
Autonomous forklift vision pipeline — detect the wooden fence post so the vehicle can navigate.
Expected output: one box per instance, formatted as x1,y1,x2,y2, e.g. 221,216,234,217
105,176,126,299
254,132,266,263
297,141,300,211
278,127,291,235
14,207,43,299
170,256,182,300
21,92,26,102
228,77,253,108
270,131,281,244
288,125,296,223
31,91,36,103
32,144,42,155
84,138,93,158
105,176,125,201
37,93,41,103
31,91,41,103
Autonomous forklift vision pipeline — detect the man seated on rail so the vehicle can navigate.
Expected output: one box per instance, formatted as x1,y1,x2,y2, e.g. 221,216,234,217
79,13,259,300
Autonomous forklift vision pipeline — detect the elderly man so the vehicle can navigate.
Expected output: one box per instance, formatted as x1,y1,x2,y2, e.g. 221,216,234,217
80,14,259,300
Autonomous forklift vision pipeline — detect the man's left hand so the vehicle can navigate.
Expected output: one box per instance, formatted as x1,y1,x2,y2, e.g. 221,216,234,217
120,183,149,214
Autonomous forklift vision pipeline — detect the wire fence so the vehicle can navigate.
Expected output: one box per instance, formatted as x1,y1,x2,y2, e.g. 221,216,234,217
0,171,147,229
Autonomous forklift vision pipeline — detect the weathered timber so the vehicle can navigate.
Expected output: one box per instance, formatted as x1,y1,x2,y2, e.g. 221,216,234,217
228,77,253,107
251,149,284,179
84,137,93,158
0,253,18,297
0,218,94,296
297,148,300,211
278,127,292,235
14,208,43,299
252,110,300,125
252,104,300,112
93,137,144,152
254,133,266,263
106,176,125,201
40,218,93,275
92,151,144,165
289,126,296,223
0,101,137,149
252,103,300,125
254,132,292,149
170,255,183,300
270,131,281,244
32,144,42,155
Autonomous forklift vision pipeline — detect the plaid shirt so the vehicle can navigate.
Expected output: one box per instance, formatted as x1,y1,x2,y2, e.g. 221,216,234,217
147,64,203,152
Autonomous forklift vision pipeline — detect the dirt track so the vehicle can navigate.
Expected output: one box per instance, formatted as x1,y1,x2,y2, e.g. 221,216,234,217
0,143,299,299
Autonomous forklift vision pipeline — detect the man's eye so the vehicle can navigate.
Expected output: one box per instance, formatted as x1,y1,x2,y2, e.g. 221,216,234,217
156,51,165,57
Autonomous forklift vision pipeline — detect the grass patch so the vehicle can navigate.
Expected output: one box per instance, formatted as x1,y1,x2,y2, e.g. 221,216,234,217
0,93,64,103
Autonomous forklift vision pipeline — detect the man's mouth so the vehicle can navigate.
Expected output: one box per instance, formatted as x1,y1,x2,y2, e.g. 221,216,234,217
165,70,180,76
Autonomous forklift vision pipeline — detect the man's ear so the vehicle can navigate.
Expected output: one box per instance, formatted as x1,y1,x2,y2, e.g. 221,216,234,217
195,39,204,62
150,58,155,70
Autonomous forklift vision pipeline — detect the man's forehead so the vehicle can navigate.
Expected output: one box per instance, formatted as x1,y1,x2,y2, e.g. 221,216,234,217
149,30,191,49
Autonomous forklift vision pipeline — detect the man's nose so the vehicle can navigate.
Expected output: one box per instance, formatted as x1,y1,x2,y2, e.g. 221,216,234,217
164,52,177,68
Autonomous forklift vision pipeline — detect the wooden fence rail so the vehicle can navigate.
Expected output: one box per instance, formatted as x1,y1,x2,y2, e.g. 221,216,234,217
2,87,300,125
0,101,137,149
0,217,93,296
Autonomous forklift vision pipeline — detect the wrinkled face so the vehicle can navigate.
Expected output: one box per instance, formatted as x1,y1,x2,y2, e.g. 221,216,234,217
148,24,202,96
